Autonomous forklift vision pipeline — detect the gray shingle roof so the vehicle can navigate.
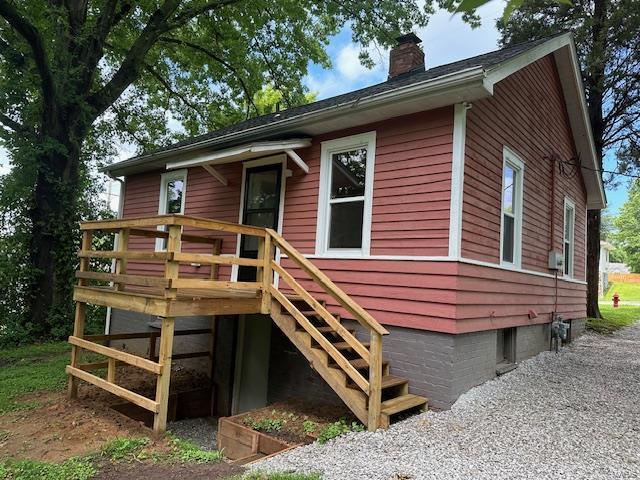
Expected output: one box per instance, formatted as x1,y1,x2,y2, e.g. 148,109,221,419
106,35,555,171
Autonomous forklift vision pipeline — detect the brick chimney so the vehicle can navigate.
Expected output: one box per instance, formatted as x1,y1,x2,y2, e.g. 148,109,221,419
388,33,425,79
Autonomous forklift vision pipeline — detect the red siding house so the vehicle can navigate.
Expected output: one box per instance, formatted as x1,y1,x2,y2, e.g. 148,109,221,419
101,33,605,416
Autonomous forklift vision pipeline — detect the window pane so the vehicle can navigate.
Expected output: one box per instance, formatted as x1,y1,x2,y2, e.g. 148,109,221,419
329,201,364,249
502,214,514,263
165,179,184,213
564,241,571,275
564,206,574,240
242,211,276,252
246,170,280,210
331,148,367,199
502,165,515,214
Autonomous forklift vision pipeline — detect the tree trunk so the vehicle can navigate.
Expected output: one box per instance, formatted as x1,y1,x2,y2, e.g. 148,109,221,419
586,210,602,318
26,135,82,340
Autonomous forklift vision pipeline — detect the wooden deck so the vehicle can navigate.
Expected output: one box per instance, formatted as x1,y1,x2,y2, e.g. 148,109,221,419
67,214,426,434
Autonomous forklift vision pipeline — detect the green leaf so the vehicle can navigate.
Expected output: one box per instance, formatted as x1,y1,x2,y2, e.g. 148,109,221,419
454,0,493,14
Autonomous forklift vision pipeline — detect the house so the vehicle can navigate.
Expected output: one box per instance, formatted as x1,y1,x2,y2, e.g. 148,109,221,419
67,32,605,434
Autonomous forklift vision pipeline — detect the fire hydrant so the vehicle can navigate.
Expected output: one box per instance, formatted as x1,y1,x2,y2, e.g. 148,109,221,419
613,292,620,308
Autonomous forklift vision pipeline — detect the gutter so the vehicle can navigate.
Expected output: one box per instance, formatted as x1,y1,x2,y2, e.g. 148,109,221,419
101,66,488,175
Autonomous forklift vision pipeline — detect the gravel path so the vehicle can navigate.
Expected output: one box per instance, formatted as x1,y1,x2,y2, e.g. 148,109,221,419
167,417,217,451
253,325,640,479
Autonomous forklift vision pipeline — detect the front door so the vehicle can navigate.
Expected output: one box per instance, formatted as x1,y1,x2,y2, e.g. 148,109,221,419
238,163,282,281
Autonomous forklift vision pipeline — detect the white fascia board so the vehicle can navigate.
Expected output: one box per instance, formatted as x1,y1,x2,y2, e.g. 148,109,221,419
165,139,311,170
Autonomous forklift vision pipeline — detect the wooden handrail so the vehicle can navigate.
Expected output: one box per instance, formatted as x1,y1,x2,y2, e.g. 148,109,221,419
77,250,171,261
75,271,170,288
172,252,261,267
68,336,162,374
272,261,370,363
81,214,267,237
266,229,389,336
271,287,369,391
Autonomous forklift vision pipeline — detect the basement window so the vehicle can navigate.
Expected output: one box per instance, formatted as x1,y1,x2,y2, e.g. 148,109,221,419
156,169,187,251
564,198,575,277
316,132,376,257
500,147,524,268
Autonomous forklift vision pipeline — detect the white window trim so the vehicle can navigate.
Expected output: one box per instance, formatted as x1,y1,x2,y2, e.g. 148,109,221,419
156,169,187,251
499,146,524,268
315,131,376,258
563,197,576,278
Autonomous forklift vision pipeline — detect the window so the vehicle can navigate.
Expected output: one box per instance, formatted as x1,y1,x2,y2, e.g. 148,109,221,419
564,198,575,277
156,170,187,250
500,148,524,267
316,132,376,257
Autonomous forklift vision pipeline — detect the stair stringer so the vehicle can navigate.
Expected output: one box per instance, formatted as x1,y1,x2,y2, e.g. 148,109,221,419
270,302,369,424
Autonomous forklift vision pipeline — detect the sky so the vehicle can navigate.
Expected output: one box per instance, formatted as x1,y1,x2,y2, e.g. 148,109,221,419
0,3,631,213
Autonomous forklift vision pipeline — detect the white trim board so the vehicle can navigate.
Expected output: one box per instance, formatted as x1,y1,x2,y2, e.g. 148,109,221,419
563,196,576,279
499,146,525,269
448,102,469,258
231,154,287,283
315,131,376,258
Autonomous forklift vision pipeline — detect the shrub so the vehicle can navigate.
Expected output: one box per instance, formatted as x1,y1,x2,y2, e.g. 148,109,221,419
243,416,284,433
317,419,364,444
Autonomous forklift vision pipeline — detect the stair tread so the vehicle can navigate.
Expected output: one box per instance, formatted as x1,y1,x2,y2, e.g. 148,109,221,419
380,375,409,389
381,394,427,416
300,310,341,319
346,374,408,390
349,358,388,369
316,326,354,334
286,294,326,305
332,341,370,351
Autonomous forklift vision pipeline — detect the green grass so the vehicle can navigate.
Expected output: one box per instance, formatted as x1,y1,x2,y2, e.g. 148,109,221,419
0,458,96,480
165,436,223,463
588,304,640,334
0,342,70,414
100,437,149,461
602,282,640,301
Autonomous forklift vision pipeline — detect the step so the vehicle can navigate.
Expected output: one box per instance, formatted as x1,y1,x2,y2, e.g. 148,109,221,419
347,374,407,391
348,358,388,370
381,394,427,416
332,341,370,351
285,294,326,306
316,326,355,335
300,311,341,322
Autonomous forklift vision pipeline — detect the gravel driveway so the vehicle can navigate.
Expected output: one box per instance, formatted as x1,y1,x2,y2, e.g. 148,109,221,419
253,325,640,479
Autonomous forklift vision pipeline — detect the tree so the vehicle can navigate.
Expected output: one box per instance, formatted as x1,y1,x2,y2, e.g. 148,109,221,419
614,180,640,273
0,1,433,341
498,0,640,318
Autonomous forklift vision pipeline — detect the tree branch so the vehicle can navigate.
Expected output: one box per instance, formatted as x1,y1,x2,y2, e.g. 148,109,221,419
0,1,57,110
0,112,25,132
158,36,257,114
142,62,206,120
87,0,181,118
169,0,240,29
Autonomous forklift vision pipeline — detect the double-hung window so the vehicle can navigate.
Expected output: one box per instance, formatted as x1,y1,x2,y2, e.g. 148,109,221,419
563,198,575,277
500,147,524,267
156,170,187,251
316,132,376,257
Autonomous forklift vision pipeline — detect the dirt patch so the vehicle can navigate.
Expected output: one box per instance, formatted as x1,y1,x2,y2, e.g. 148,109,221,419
235,399,357,445
93,460,243,480
0,365,210,463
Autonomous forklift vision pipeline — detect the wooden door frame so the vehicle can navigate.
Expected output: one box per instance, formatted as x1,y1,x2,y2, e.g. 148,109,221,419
231,154,288,282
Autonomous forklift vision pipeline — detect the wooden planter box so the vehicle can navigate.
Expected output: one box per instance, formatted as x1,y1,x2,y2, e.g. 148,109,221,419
217,414,301,464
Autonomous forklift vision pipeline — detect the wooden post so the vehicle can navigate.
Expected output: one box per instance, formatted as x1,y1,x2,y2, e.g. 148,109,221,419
114,228,129,291
210,239,222,280
256,237,265,282
367,330,382,431
107,358,117,384
164,224,182,299
153,316,175,433
260,234,272,314
68,230,93,399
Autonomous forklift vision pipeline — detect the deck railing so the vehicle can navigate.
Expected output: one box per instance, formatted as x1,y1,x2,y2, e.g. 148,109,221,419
69,214,389,431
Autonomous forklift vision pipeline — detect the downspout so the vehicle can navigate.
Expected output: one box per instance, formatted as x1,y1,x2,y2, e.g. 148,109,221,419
104,174,126,335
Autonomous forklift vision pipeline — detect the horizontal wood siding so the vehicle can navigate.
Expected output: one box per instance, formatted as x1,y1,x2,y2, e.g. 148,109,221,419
283,107,453,256
122,162,243,280
462,55,587,281
454,263,586,333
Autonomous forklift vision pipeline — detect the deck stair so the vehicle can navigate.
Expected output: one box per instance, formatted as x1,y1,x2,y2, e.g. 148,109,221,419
66,214,427,433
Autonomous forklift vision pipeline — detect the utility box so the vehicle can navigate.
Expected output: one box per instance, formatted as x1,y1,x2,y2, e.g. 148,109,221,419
548,251,564,271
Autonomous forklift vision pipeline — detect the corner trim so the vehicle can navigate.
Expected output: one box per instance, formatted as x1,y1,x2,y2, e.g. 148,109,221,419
448,103,468,257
